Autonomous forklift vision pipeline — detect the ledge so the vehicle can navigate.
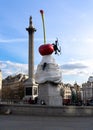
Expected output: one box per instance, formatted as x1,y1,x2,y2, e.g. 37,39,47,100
0,104,93,116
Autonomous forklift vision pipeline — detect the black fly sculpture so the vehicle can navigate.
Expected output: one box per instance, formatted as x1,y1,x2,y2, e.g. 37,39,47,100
52,38,61,55
42,62,47,71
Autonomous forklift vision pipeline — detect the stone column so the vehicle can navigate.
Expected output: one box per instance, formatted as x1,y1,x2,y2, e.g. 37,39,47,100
24,17,38,101
26,16,36,82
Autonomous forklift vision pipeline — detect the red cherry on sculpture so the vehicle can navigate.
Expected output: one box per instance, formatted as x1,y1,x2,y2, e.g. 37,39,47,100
39,44,54,56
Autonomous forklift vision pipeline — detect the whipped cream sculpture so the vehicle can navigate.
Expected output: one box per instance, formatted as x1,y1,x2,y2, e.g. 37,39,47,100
35,10,62,84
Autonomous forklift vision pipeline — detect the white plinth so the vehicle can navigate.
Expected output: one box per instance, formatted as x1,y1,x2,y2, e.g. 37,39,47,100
38,82,62,106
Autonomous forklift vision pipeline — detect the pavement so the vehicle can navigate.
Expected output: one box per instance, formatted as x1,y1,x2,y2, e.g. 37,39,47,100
0,115,93,130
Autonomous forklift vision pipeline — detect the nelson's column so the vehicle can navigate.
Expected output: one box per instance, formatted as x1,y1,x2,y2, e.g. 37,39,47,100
24,16,38,102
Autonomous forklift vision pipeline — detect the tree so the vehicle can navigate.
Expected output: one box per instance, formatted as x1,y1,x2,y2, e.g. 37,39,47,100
17,86,24,99
71,89,77,104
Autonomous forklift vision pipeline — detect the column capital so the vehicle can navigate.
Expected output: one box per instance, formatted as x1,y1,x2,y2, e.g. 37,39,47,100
26,16,36,33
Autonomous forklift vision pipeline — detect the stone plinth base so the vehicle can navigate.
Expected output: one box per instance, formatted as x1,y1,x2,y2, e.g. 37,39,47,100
24,78,38,100
38,82,62,106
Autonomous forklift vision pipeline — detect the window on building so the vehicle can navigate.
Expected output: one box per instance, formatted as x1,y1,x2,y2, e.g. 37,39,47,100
26,87,32,95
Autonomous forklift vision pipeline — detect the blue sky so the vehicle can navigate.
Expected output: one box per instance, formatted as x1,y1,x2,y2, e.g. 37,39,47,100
0,0,93,84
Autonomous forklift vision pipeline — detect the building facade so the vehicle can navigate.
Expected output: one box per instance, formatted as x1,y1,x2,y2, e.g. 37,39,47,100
63,84,72,105
0,70,2,99
0,70,2,89
82,76,93,104
2,74,28,102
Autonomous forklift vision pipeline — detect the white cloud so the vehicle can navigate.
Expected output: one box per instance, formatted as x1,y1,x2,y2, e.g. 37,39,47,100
0,60,28,78
0,37,58,43
0,38,27,43
60,59,93,84
0,58,93,84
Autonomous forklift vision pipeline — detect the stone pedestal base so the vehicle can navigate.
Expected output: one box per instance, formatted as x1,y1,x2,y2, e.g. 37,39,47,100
38,82,62,106
23,78,38,101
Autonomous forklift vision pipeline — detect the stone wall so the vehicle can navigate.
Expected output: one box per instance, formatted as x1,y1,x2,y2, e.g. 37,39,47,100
0,104,93,116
